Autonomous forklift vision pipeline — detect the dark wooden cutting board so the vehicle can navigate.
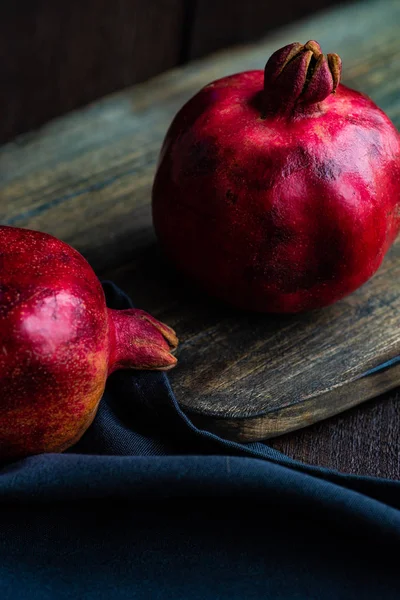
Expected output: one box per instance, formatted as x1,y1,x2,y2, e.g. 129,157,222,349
1,0,399,443
170,237,400,441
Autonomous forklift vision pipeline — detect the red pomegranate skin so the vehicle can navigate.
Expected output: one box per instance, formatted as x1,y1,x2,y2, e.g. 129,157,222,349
152,41,400,313
0,226,178,461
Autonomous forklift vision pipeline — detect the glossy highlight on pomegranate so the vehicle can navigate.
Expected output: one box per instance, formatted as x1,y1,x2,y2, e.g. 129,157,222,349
152,41,400,313
0,226,178,461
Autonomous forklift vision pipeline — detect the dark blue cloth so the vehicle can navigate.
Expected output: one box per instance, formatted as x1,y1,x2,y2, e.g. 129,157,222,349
1,282,399,599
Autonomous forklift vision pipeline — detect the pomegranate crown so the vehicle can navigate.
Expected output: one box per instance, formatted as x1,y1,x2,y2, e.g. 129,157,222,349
263,40,342,114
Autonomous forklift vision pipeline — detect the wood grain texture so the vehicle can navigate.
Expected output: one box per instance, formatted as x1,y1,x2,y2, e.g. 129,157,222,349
1,0,344,142
1,0,400,476
271,388,400,477
0,0,185,142
188,0,343,60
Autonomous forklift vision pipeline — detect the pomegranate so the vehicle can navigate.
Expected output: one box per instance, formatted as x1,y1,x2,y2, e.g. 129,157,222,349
152,41,400,313
0,225,178,461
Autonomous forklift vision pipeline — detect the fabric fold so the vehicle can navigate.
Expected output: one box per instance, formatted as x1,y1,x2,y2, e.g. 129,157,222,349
1,281,399,599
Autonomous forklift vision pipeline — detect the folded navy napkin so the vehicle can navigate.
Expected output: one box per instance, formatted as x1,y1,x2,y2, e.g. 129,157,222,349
1,282,399,599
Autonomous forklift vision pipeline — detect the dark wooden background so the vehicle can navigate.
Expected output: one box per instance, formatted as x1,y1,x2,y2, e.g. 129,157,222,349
1,0,343,143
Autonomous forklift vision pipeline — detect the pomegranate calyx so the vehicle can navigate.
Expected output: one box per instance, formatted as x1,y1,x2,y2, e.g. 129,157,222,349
108,308,178,374
263,40,342,115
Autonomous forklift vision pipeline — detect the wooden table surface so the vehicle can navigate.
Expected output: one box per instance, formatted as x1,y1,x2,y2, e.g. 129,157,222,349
1,0,400,478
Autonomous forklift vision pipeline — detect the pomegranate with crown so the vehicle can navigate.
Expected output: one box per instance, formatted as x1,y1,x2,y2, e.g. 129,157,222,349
152,41,400,313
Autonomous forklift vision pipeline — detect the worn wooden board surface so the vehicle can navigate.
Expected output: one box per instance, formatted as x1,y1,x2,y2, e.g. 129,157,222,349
1,0,400,476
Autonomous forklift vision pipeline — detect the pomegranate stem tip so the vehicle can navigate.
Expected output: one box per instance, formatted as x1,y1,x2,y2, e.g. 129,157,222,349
263,40,342,115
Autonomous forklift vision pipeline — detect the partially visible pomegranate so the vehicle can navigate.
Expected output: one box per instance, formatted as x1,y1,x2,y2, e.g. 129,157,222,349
0,226,178,461
152,41,400,313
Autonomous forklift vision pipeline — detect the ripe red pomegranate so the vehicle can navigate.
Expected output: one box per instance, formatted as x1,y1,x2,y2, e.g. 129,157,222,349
152,41,400,313
0,225,178,461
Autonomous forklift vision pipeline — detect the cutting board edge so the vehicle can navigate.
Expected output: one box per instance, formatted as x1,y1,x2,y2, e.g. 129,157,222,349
184,360,400,442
